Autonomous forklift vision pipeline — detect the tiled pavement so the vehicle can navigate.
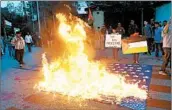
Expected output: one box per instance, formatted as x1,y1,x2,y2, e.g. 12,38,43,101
0,47,171,110
98,49,171,110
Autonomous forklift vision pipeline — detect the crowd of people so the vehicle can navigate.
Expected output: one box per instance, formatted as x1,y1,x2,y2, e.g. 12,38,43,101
0,18,171,75
98,18,171,75
0,31,41,67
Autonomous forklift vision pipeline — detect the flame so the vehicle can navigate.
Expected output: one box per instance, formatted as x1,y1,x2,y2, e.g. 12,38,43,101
35,13,147,103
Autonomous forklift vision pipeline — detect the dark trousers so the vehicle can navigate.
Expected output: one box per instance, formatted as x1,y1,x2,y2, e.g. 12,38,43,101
27,43,32,52
161,48,171,71
15,49,24,64
155,43,164,57
146,38,152,54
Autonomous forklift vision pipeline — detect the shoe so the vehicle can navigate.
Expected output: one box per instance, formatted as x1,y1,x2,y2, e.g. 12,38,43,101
148,52,151,56
133,61,139,64
159,70,167,75
135,61,139,64
20,64,23,67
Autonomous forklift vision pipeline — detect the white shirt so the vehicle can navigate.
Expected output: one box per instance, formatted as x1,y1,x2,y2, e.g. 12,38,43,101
162,24,171,48
11,37,25,50
25,35,33,43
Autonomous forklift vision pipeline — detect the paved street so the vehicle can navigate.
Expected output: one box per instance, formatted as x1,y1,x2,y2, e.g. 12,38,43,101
0,47,171,110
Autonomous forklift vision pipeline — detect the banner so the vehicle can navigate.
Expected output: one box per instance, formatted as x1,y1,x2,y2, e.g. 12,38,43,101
105,34,121,48
122,37,148,54
4,20,12,27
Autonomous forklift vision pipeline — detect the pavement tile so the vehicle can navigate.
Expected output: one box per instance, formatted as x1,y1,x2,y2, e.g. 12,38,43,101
150,79,171,87
1,47,171,110
149,91,171,101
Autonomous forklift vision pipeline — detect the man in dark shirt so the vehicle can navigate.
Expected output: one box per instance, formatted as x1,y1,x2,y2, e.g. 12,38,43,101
128,20,138,36
150,19,155,52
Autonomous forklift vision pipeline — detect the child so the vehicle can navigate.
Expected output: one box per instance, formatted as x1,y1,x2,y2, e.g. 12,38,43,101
130,32,140,64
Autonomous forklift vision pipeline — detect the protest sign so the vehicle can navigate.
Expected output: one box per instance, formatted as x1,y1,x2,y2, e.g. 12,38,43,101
105,34,121,48
122,36,148,54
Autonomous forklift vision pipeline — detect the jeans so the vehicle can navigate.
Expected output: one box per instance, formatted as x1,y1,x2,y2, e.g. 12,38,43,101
8,46,15,57
161,48,171,72
155,43,164,57
146,38,152,54
26,43,32,52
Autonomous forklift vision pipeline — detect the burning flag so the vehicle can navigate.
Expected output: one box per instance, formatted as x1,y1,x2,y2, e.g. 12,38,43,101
35,12,147,104
88,8,94,26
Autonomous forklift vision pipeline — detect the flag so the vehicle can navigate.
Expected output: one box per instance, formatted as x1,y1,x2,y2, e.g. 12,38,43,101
88,8,94,26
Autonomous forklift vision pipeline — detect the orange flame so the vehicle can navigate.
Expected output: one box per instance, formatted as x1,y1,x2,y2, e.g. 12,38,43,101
35,13,147,104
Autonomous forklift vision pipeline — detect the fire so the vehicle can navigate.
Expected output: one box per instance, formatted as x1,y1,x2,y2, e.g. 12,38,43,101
35,12,147,104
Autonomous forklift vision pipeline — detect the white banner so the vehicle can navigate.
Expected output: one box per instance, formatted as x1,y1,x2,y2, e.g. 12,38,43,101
105,34,121,48
4,20,12,26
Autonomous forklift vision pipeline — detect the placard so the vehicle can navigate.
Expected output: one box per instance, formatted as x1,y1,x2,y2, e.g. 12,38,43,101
122,40,148,54
105,34,121,48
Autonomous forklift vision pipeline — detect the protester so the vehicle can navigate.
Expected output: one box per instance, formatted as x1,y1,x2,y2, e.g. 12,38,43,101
128,20,138,36
108,25,113,34
143,21,152,55
162,20,168,27
7,35,15,58
159,21,162,27
11,31,25,67
100,25,106,50
154,22,164,58
128,20,139,64
2,36,7,54
47,30,53,48
161,20,168,36
150,19,155,52
0,36,4,56
112,29,119,61
130,32,140,64
25,32,33,52
116,22,125,37
159,19,171,75
150,19,155,36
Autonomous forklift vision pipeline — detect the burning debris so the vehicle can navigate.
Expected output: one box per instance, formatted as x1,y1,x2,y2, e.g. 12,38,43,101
35,11,147,104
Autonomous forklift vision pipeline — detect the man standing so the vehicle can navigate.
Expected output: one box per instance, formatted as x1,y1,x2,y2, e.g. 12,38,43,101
159,20,171,75
11,31,25,67
116,22,125,37
154,22,164,58
143,21,152,55
108,25,113,34
25,32,33,52
0,36,4,56
150,19,155,52
128,20,139,64
162,20,167,28
128,20,138,36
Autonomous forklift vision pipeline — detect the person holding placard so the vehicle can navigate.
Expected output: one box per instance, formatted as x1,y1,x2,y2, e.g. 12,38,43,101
128,30,140,64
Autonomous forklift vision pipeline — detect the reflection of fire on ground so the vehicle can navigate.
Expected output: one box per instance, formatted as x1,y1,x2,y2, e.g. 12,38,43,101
35,7,148,104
